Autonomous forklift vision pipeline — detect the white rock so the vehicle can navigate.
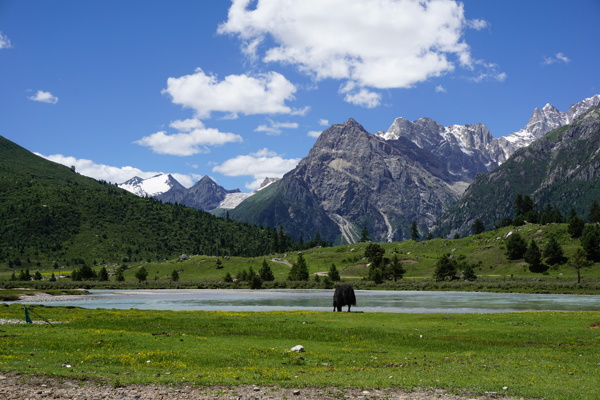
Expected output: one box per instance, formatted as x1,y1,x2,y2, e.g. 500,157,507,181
290,345,305,352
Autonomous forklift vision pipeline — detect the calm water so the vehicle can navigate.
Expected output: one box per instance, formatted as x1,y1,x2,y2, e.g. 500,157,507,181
14,289,600,313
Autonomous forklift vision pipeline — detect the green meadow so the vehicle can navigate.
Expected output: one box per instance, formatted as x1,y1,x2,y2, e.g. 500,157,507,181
1,304,599,400
2,223,599,294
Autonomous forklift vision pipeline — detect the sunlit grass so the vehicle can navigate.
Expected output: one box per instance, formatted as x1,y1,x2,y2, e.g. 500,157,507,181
0,304,598,399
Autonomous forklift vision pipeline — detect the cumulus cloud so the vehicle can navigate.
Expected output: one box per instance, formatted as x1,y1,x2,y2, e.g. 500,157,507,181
219,0,498,106
318,119,329,126
28,90,59,104
212,148,301,190
162,68,303,118
135,123,243,156
254,119,299,135
542,52,571,65
35,153,196,188
0,32,12,49
435,85,447,93
307,130,323,138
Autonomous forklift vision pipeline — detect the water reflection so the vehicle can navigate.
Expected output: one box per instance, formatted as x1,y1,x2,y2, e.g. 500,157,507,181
13,289,600,313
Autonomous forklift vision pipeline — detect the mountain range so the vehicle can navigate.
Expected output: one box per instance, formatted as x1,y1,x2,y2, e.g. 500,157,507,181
120,94,599,244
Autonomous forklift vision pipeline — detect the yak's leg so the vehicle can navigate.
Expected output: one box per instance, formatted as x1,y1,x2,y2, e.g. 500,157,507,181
347,305,351,312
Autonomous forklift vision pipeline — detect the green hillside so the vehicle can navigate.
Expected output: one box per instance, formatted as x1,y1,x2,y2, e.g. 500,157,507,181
0,136,276,268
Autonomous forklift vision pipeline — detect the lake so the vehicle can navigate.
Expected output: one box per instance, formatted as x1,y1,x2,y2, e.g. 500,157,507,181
14,289,600,313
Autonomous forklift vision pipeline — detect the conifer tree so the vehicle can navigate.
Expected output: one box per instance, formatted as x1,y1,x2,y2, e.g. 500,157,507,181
288,253,309,281
410,221,420,241
433,254,457,281
589,201,600,223
505,233,527,260
543,236,565,265
581,225,600,261
171,269,180,282
259,259,275,281
472,219,485,235
525,240,546,273
328,263,341,281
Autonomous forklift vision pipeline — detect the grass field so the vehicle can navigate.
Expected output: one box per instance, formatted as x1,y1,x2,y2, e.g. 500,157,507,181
1,304,598,399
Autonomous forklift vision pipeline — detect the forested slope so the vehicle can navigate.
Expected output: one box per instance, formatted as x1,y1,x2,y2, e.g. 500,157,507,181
0,136,275,267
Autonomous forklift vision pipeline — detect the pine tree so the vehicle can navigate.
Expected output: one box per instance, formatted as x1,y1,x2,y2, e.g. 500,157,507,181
171,269,180,282
135,266,148,283
505,233,527,260
364,243,385,268
568,212,586,238
581,224,600,261
388,254,406,282
472,219,485,235
288,253,309,281
98,267,109,281
589,201,600,223
259,259,275,281
410,221,420,241
359,226,370,242
433,254,457,281
328,263,341,281
543,236,565,265
524,240,546,273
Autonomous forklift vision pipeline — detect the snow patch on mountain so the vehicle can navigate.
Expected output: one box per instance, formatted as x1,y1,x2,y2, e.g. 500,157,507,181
119,174,183,197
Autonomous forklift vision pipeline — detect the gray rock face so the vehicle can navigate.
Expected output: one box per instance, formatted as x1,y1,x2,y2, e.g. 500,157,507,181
257,119,462,243
231,95,600,244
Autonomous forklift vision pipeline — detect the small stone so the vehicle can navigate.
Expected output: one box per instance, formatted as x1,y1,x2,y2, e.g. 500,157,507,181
290,345,305,352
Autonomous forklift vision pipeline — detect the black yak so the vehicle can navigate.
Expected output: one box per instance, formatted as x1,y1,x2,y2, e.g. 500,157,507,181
333,284,356,312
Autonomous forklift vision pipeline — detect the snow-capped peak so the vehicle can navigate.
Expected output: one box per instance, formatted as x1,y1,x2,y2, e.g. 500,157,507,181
118,174,184,197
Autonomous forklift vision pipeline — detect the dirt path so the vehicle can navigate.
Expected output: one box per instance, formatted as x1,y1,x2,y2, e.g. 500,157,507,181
0,373,517,400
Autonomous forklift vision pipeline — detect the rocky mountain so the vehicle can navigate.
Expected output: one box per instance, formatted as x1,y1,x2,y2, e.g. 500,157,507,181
122,174,279,212
434,105,600,237
154,175,243,212
229,95,600,244
118,174,185,197
231,118,463,243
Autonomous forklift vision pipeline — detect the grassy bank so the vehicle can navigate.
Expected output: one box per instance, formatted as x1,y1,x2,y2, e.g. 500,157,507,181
0,304,598,399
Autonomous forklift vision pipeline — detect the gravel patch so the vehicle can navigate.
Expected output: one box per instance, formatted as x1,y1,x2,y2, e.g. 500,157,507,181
0,373,518,400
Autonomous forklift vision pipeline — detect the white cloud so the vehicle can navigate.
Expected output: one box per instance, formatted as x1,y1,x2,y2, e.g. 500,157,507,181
254,119,299,135
135,126,243,156
34,153,196,188
219,0,498,103
169,118,205,132
212,148,301,190
28,90,59,104
340,84,381,108
467,18,490,31
435,85,447,93
0,32,12,49
542,52,571,65
318,119,329,126
307,130,322,138
162,68,302,118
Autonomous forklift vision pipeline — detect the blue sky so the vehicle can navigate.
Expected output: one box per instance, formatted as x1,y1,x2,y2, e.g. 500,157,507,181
1,0,598,191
